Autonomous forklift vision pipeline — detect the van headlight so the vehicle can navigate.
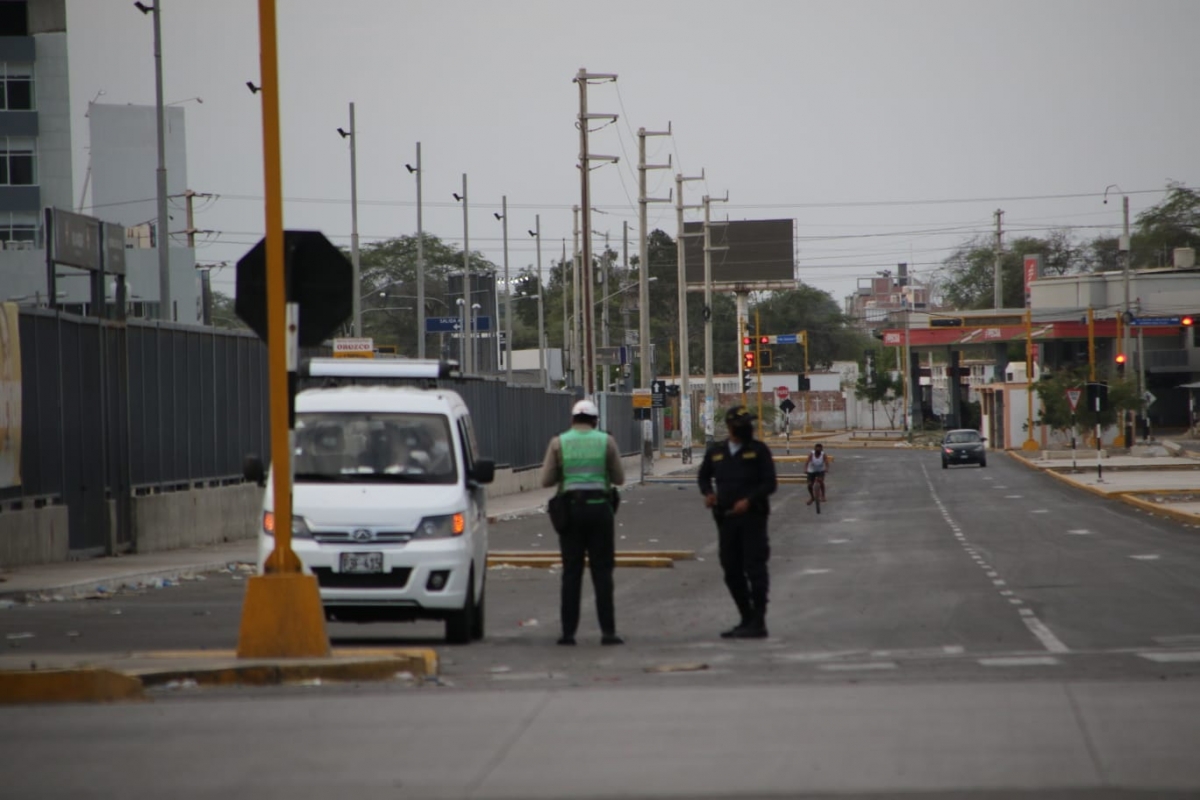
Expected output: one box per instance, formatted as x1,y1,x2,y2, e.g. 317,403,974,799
415,513,466,539
262,511,313,538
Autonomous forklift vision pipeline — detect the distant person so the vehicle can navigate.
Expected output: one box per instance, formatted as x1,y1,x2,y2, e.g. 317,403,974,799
806,443,830,506
540,399,626,646
698,406,778,639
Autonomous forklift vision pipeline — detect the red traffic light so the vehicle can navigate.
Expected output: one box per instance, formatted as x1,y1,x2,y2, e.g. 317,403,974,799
743,352,756,369
1115,354,1127,364
759,336,770,345
1183,316,1194,327
742,336,753,347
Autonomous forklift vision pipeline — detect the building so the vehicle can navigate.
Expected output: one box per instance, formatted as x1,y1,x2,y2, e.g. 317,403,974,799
0,0,72,304
845,263,932,328
87,102,198,321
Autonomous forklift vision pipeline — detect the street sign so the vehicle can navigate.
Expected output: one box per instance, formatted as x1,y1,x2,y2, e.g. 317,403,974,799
1144,390,1157,407
1066,387,1082,412
236,230,353,347
333,337,375,359
51,208,102,272
779,398,796,414
775,386,790,401
650,379,667,409
1130,316,1182,327
425,316,463,333
633,388,652,409
596,346,621,366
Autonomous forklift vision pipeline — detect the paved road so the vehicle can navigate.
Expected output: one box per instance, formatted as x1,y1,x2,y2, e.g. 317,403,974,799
5,449,1200,797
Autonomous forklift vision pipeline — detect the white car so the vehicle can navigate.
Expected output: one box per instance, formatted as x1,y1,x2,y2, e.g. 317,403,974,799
246,364,493,644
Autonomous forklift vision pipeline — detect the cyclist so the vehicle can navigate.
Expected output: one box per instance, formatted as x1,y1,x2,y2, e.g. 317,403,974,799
805,442,829,506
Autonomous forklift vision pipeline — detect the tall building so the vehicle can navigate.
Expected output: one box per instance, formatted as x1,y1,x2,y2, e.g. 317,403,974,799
0,0,73,302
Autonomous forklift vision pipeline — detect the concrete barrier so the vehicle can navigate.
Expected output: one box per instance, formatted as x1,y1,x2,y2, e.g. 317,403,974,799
0,506,69,568
485,455,640,501
131,484,261,554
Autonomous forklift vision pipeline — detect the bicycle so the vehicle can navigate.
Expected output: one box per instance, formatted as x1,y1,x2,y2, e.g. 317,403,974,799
807,473,827,514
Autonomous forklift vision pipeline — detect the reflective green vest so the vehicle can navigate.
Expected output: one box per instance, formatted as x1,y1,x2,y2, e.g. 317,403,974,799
560,428,609,492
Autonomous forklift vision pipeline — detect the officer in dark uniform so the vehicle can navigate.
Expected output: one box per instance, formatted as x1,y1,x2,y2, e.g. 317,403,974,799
698,406,778,639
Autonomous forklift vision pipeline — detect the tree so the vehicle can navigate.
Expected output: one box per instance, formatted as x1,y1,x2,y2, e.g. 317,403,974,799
1132,183,1200,269
937,232,1088,310
750,286,869,372
854,363,903,430
210,290,248,331
1033,368,1140,441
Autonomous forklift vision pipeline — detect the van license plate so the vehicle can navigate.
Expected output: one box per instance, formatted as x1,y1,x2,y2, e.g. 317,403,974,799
340,553,384,573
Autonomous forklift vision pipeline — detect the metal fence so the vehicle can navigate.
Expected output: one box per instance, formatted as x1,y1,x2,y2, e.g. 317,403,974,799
4,307,639,555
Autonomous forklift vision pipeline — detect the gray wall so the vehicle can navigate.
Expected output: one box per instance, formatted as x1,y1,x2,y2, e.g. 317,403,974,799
130,484,261,554
33,27,72,214
89,103,188,230
0,505,68,567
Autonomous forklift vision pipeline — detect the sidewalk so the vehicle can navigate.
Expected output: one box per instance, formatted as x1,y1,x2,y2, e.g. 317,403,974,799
1008,451,1200,525
0,456,697,602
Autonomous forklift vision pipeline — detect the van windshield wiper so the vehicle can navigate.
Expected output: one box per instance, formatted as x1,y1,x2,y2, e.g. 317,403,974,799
293,472,351,482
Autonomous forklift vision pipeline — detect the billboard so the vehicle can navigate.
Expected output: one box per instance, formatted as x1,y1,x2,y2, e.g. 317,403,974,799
1023,254,1042,308
683,218,794,286
0,302,21,489
51,208,102,272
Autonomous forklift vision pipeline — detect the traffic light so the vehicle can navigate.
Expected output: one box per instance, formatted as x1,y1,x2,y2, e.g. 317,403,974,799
742,350,756,393
1183,316,1195,327
742,335,753,348
930,317,964,328
1115,352,1127,377
798,376,811,391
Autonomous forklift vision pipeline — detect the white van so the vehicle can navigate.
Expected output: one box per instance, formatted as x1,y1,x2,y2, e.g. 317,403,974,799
245,360,494,644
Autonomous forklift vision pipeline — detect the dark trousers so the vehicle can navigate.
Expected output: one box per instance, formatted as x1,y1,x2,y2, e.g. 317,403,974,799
558,500,617,637
717,513,770,619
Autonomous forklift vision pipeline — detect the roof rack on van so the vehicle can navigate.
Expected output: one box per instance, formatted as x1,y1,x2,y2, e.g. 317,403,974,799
301,358,462,380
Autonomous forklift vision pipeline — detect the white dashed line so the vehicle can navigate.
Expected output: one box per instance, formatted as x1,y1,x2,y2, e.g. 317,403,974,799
992,580,1007,586
1022,617,1070,653
1066,529,1092,535
798,568,832,576
1004,495,1024,499
818,662,898,672
1009,598,1024,605
1138,651,1200,663
980,656,1061,667
827,539,850,544
1129,554,1161,561
1031,509,1049,514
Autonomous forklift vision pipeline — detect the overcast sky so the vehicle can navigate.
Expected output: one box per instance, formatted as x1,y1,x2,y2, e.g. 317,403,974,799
66,0,1199,303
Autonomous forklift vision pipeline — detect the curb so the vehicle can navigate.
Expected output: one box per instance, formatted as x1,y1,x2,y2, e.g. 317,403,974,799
1119,494,1200,527
0,649,437,705
0,558,252,603
0,669,146,705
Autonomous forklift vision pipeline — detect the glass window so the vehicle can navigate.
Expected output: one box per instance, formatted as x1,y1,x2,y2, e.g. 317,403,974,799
0,64,34,111
0,138,35,185
293,411,458,484
945,431,981,444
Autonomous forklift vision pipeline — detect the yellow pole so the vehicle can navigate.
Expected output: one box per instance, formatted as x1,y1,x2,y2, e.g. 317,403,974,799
1022,306,1038,450
802,330,811,433
1087,307,1096,382
237,0,329,658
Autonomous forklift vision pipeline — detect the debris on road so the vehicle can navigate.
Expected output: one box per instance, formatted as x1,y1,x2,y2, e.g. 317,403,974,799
644,663,709,674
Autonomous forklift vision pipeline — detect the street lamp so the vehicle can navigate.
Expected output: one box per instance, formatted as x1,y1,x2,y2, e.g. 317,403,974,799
405,143,425,358
135,0,170,320
338,103,361,336
529,217,547,390
1105,183,1135,445
494,198,512,383
471,302,482,371
453,176,471,373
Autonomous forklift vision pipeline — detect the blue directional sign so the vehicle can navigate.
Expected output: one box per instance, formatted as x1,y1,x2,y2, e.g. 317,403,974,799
425,316,463,333
775,334,799,345
425,315,492,333
1130,316,1181,327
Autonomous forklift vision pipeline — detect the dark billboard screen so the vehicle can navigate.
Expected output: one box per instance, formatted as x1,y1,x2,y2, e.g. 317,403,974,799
683,218,793,286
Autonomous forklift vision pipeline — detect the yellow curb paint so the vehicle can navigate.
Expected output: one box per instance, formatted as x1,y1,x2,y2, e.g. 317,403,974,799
136,654,435,688
1120,495,1200,527
0,669,145,705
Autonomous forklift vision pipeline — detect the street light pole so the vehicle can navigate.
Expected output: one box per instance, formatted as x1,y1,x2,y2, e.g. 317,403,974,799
498,196,512,384
1106,184,1133,445
456,175,471,373
533,216,547,390
338,102,361,336
408,143,425,359
137,1,171,320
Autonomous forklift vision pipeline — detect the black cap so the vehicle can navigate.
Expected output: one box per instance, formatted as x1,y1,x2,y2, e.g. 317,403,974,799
725,405,756,426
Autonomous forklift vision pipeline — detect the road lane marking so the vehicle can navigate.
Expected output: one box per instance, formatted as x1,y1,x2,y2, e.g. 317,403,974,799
1031,509,1049,514
1138,651,1200,663
797,568,832,576
1004,495,1024,499
980,656,1061,667
827,539,850,544
818,662,898,671
993,579,1007,586
1153,634,1200,647
1129,554,1161,561
1022,617,1070,653
1066,529,1092,535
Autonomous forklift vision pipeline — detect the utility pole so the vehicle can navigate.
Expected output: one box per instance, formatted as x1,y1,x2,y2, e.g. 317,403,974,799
602,230,611,392
561,238,569,387
675,169,705,464
572,206,582,388
337,102,362,336
178,188,214,249
407,143,425,359
533,216,547,390
498,195,512,384
574,68,619,397
138,0,171,320
993,209,1004,310
702,192,728,445
637,124,672,389
457,174,471,373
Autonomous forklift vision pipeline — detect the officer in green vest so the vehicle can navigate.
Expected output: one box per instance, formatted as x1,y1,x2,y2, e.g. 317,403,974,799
540,398,626,645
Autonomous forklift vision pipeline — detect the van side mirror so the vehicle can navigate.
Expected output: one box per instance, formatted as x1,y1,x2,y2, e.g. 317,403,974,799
470,459,495,485
243,454,266,487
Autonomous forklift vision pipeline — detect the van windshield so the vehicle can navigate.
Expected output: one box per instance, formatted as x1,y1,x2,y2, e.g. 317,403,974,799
293,412,458,485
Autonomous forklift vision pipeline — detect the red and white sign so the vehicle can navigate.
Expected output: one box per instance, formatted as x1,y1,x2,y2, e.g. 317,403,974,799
1066,387,1082,412
332,337,375,358
1024,254,1042,307
884,332,902,345
774,386,790,401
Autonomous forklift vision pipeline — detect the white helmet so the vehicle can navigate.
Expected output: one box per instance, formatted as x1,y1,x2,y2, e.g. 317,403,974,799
572,398,599,418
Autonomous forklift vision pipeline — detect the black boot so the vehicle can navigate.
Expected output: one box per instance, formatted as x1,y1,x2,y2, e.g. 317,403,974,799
720,603,754,638
734,610,768,639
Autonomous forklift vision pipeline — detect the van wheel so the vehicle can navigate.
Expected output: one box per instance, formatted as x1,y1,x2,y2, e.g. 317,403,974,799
471,577,486,641
445,571,474,645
